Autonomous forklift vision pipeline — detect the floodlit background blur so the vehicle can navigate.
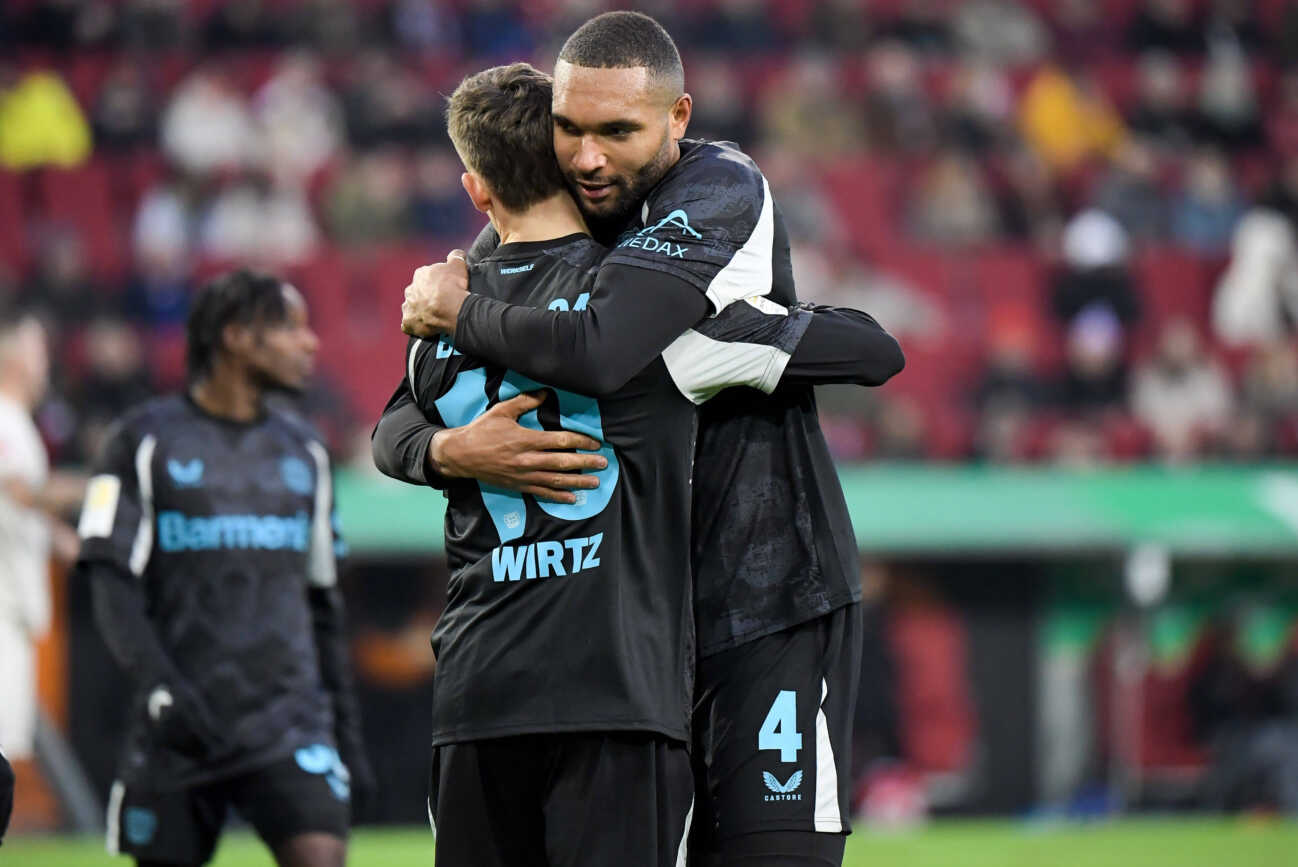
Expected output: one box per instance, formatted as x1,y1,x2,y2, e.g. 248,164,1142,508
4,0,1298,860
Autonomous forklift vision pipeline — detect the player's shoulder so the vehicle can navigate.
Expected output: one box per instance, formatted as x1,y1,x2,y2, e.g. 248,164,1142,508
670,140,764,186
539,234,605,275
640,140,769,241
264,402,327,452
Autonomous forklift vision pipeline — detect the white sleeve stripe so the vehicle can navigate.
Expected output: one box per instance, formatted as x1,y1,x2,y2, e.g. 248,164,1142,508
105,779,125,855
704,175,775,314
127,435,157,577
305,440,336,588
661,329,790,405
407,339,423,386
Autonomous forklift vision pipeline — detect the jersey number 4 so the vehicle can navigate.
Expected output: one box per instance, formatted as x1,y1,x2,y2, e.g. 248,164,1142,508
759,690,803,763
435,368,620,544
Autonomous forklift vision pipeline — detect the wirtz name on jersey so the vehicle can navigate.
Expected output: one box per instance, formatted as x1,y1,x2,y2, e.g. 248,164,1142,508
490,532,603,582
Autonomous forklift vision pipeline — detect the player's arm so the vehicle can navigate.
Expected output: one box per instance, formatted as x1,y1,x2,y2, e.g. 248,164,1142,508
371,343,607,504
301,448,375,804
77,425,224,753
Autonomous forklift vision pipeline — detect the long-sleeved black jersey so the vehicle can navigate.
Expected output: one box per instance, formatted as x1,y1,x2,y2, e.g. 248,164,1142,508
76,395,358,788
374,139,904,657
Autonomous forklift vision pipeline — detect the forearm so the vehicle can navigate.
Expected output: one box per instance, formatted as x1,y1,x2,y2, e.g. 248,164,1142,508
779,305,906,387
309,586,364,751
88,560,182,686
454,265,709,396
370,382,446,488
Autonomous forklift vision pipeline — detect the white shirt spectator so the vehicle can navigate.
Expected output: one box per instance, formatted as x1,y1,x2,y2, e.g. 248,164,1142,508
1213,210,1298,346
161,70,260,175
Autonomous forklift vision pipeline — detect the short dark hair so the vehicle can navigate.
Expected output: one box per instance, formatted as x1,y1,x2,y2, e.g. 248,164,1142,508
446,63,567,213
558,11,684,96
186,269,289,380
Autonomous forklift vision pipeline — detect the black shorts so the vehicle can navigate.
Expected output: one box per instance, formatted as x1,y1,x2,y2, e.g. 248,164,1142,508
690,603,862,854
429,732,693,867
106,745,351,864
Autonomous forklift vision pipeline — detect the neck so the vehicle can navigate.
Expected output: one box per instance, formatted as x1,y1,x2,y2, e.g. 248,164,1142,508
0,376,29,410
493,191,588,245
189,366,262,422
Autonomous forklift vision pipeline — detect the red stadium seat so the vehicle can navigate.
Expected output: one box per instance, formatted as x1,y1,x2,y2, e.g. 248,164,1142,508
34,160,128,282
0,171,30,275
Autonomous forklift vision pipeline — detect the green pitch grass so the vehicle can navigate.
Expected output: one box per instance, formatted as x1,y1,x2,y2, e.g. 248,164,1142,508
7,819,1298,866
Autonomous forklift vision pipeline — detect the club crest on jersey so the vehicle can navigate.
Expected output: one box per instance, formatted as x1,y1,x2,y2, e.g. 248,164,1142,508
763,770,803,801
166,458,204,488
616,208,700,258
280,457,313,495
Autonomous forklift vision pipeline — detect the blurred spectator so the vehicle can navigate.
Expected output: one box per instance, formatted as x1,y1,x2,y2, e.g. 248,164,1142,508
1169,149,1246,254
203,0,283,50
1196,43,1263,153
1191,607,1298,813
1130,318,1232,461
953,0,1048,65
1051,209,1142,329
20,230,108,327
882,0,953,56
325,150,415,244
760,55,865,162
807,0,873,55
461,0,535,60
906,150,1001,246
127,180,194,326
1056,305,1128,415
762,151,845,246
1212,210,1298,347
687,59,755,146
91,60,158,152
1018,65,1126,174
793,243,945,343
1259,154,1298,229
0,68,91,169
1091,138,1167,241
14,0,113,51
689,0,782,53
161,66,260,176
199,175,319,264
117,0,185,52
973,306,1049,463
386,0,458,54
943,60,1014,156
1127,51,1198,154
1240,341,1298,433
997,145,1066,247
1127,0,1202,56
863,41,938,154
341,52,437,149
1201,0,1263,58
68,318,151,463
411,148,475,241
294,0,368,57
253,52,344,186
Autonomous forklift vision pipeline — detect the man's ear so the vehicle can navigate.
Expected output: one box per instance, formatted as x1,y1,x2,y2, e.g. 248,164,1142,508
221,321,254,362
461,172,494,216
668,93,692,142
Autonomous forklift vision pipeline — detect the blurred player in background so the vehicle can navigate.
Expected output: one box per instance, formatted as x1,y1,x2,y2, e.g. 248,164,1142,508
76,270,373,867
0,312,83,810
380,12,904,867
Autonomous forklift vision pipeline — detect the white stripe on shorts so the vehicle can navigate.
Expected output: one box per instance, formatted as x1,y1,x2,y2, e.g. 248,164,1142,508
813,678,843,832
674,795,694,867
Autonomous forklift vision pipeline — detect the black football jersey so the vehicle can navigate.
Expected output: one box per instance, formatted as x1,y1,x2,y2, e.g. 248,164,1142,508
76,395,344,785
462,140,863,656
409,234,699,745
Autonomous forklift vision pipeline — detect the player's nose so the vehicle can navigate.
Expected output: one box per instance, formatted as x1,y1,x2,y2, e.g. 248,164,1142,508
572,136,607,173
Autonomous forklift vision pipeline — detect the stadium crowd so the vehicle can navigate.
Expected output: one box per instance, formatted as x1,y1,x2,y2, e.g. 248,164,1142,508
1,0,1298,467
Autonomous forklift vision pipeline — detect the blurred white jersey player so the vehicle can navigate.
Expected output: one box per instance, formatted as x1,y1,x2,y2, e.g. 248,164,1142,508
0,314,53,760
